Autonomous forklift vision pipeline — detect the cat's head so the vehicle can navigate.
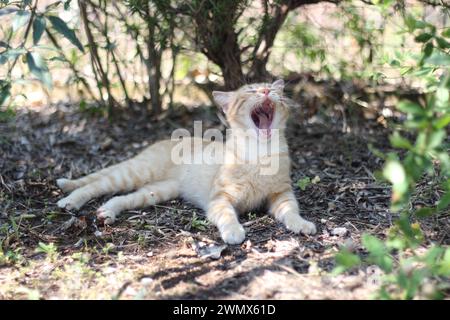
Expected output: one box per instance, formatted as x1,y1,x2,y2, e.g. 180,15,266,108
212,79,291,139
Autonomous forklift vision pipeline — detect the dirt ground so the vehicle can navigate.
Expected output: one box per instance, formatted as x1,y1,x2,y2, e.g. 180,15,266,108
0,95,448,299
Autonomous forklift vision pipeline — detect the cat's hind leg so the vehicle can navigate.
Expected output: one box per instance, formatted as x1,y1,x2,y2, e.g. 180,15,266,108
57,163,150,210
96,179,180,224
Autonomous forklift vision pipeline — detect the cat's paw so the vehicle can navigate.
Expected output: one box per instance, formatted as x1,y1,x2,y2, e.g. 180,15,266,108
56,178,76,193
57,196,80,210
284,214,317,235
220,223,246,245
96,207,117,225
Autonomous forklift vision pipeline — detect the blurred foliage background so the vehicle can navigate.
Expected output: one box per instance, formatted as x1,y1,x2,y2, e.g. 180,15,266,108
0,0,447,114
0,0,449,299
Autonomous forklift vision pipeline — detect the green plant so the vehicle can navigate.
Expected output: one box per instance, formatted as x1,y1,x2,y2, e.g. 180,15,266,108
35,242,58,261
102,243,116,254
334,7,450,299
296,176,320,191
0,248,24,266
297,177,311,191
190,212,209,231
0,0,84,111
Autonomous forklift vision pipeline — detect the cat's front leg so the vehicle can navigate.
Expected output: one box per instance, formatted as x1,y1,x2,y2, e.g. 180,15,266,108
268,188,316,235
207,194,245,245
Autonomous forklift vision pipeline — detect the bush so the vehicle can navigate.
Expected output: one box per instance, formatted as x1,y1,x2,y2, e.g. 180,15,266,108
334,9,450,299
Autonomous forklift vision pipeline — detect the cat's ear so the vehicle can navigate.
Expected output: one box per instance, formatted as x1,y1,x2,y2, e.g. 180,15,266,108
272,79,285,91
212,91,234,113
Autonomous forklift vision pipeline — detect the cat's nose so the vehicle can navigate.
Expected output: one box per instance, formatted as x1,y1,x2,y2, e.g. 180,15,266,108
261,88,270,96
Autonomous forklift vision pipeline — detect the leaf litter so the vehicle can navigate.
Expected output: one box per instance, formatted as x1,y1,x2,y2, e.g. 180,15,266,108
0,95,448,299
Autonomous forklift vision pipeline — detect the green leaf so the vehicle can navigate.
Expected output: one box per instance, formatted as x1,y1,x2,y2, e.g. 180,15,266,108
436,152,450,174
13,10,31,32
397,101,425,115
362,234,385,256
405,15,427,30
333,248,361,275
362,234,393,272
423,42,433,58
296,177,311,191
26,52,52,89
64,1,72,10
383,160,406,186
428,130,445,150
425,52,450,66
423,246,444,267
404,15,414,30
383,159,408,204
435,37,450,49
49,55,66,63
414,207,435,218
436,87,449,103
386,236,405,251
32,16,46,45
415,33,433,43
396,215,423,246
405,117,429,130
0,54,6,65
438,248,450,276
442,28,450,38
410,67,433,77
390,59,400,67
47,15,84,52
389,132,412,150
0,82,11,106
437,193,450,211
35,242,57,256
0,48,27,65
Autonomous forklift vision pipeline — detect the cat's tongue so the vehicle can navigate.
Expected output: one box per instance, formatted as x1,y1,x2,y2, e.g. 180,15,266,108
258,113,272,138
258,113,271,129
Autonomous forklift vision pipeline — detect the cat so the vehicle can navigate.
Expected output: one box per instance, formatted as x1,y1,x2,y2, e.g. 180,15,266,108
56,79,316,244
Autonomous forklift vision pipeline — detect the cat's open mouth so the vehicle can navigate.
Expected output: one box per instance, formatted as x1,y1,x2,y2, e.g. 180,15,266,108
251,99,274,138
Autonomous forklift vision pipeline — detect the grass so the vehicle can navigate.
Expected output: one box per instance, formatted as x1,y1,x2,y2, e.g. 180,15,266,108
191,212,209,231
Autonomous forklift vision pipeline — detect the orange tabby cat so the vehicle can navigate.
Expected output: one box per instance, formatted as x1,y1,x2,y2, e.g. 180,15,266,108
57,79,316,244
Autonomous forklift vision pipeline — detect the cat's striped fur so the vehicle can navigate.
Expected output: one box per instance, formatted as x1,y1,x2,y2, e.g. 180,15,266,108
57,80,316,244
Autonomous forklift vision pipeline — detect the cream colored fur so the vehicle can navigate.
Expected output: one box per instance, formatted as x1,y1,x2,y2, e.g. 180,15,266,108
57,80,316,244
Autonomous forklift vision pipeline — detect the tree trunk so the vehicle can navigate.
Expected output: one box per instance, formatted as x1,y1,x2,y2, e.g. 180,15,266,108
147,39,162,114
178,0,345,90
79,0,117,113
146,18,162,114
218,38,245,90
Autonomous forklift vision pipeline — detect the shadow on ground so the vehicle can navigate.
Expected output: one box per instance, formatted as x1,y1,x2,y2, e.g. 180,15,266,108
0,101,448,299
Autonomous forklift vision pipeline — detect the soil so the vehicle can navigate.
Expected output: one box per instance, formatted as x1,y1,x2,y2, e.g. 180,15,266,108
0,100,448,300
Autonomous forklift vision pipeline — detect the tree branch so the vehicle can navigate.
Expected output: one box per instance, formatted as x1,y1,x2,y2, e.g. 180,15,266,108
417,0,450,9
